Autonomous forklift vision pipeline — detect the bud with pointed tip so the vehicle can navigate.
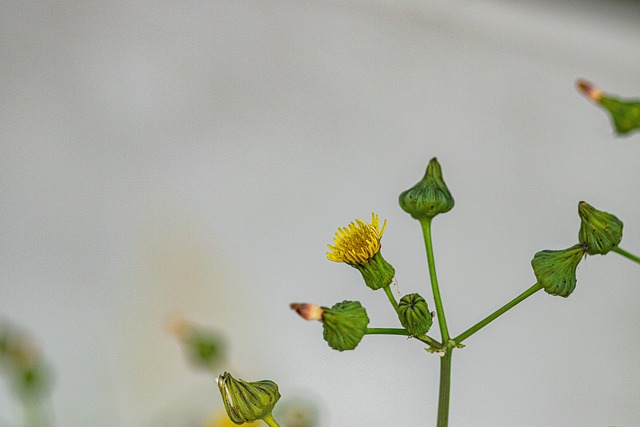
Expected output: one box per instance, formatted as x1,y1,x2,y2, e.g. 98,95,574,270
166,315,224,370
578,201,623,256
217,372,281,425
322,300,369,351
397,293,433,336
577,80,640,135
399,158,454,220
531,244,586,297
290,303,324,321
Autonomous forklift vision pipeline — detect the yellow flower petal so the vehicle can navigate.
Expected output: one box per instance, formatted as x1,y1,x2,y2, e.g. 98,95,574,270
327,213,386,266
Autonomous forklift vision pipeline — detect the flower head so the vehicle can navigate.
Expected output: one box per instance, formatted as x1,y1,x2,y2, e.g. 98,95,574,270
531,244,586,297
578,201,623,255
166,314,225,370
397,293,433,336
327,213,386,266
290,300,369,351
399,158,454,220
217,372,280,424
327,214,395,290
577,79,640,135
322,300,370,351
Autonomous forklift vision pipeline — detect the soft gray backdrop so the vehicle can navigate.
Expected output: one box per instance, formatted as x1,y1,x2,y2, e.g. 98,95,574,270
1,1,639,426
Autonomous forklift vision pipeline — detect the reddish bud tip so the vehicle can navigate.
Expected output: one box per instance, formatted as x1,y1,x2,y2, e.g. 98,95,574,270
290,303,324,321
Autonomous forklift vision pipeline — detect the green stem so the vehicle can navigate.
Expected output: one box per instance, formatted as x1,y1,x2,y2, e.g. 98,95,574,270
420,218,449,342
612,246,640,265
263,412,281,427
365,327,410,336
436,350,452,427
383,285,400,315
365,328,442,349
453,283,543,345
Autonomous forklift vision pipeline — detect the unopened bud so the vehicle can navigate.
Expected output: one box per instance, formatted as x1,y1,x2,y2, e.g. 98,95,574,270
290,303,324,321
577,80,640,135
578,201,623,255
531,244,586,297
399,158,454,220
397,293,433,336
322,300,369,351
167,315,224,370
217,372,281,424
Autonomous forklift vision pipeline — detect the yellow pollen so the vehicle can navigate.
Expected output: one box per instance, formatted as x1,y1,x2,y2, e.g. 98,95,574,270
327,213,387,265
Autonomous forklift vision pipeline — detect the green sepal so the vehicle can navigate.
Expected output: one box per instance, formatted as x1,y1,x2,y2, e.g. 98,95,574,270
399,157,454,220
531,244,586,297
598,96,640,135
322,300,369,351
217,372,281,424
397,293,433,336
578,201,623,255
353,251,395,291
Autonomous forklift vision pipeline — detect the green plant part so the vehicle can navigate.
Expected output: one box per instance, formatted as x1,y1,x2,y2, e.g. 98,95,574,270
578,201,623,255
217,372,281,426
398,293,433,336
322,300,370,351
327,214,396,291
531,244,586,297
577,80,640,135
399,157,454,220
167,315,225,371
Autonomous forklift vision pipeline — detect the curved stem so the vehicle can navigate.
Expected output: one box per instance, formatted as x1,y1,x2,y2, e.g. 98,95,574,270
453,283,543,345
262,412,281,427
612,246,640,265
420,218,449,342
383,285,400,315
365,328,442,349
436,350,452,427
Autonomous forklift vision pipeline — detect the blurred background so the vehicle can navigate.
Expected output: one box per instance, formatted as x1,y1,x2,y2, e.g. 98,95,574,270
1,0,640,426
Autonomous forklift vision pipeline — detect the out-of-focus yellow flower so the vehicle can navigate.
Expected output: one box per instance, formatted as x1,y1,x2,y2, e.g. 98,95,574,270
205,410,260,427
327,213,386,266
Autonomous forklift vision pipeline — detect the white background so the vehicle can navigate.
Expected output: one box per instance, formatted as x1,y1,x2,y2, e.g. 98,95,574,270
1,1,640,426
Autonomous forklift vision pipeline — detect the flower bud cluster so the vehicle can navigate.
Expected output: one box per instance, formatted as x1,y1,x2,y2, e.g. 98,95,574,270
531,201,623,297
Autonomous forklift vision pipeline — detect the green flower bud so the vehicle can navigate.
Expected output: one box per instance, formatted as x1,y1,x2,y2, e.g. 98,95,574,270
0,322,52,401
577,80,640,135
578,201,623,256
397,293,433,336
322,301,369,351
166,315,225,370
217,372,281,424
531,244,586,297
399,158,454,220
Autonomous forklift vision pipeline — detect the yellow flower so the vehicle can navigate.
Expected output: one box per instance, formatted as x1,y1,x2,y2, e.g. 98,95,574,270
205,410,260,427
326,213,395,291
327,213,387,265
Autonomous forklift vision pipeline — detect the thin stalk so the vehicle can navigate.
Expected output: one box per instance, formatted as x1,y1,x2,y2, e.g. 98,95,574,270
453,283,543,345
612,246,640,265
436,350,452,427
383,285,400,315
365,328,442,349
420,218,450,342
263,413,281,427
